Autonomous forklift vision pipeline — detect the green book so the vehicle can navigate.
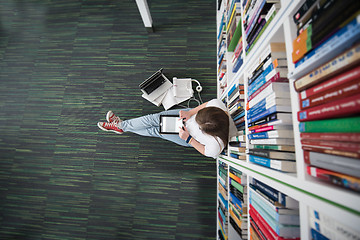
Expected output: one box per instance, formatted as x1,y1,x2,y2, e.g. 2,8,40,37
228,19,242,52
299,116,360,133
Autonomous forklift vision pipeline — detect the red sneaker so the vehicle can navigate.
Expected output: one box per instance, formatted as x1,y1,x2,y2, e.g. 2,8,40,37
106,111,121,123
97,121,124,134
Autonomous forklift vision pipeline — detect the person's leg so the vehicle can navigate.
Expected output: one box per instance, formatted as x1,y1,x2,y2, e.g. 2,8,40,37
120,108,192,147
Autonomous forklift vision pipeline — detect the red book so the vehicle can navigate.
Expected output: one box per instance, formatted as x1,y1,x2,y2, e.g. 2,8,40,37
306,166,360,192
250,205,301,240
250,206,275,240
247,72,288,102
301,139,360,153
300,132,360,142
297,93,360,122
299,78,360,110
250,218,266,240
299,65,360,100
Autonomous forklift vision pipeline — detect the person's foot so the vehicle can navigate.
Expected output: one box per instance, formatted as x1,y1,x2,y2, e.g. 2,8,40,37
97,121,124,134
106,110,121,123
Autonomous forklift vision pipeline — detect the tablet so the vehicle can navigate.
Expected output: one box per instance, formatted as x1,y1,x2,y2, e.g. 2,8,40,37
160,115,184,134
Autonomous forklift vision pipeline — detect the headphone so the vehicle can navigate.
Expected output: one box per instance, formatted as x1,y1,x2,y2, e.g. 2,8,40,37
192,79,203,93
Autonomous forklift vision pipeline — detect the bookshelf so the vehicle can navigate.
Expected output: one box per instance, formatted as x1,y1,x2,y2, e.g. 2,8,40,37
216,0,360,239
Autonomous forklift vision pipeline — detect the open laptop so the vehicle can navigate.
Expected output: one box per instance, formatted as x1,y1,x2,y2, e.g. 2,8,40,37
139,68,173,101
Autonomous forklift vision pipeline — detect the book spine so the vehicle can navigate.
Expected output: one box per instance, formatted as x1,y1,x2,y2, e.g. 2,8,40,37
247,80,289,109
300,132,360,142
302,146,360,159
248,105,279,123
299,116,360,133
249,206,277,240
301,139,360,152
248,62,277,96
297,93,360,122
294,16,360,77
299,65,360,100
299,78,360,110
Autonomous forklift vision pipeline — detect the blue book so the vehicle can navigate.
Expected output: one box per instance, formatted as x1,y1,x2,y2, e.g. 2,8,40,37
232,56,244,73
245,0,266,38
249,154,296,172
248,61,275,95
311,228,330,240
248,105,291,123
295,15,360,68
230,192,243,210
218,193,228,210
233,110,245,121
228,84,238,97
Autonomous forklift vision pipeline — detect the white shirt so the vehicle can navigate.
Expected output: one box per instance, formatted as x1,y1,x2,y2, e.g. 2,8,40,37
185,99,237,158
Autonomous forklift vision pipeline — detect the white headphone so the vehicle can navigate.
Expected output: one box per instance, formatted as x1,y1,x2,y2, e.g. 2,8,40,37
192,79,203,93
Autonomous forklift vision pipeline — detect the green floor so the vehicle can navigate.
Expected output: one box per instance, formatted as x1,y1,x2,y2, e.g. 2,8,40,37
0,0,218,239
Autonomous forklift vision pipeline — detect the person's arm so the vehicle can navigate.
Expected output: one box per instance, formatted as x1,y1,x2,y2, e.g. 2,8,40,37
179,101,208,121
179,126,205,155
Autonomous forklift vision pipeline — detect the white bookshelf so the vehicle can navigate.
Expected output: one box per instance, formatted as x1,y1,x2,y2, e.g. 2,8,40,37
216,0,360,239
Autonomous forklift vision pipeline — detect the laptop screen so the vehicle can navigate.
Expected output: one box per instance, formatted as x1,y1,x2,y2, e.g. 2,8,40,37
142,74,167,95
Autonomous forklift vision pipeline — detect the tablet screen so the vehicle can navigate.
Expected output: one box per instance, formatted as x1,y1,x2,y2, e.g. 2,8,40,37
160,115,183,134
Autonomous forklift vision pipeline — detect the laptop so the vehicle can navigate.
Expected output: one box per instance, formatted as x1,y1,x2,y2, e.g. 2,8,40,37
139,68,173,101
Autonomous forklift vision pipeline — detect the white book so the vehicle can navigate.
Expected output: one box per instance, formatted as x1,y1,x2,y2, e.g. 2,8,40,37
248,82,290,109
308,206,360,240
250,138,295,145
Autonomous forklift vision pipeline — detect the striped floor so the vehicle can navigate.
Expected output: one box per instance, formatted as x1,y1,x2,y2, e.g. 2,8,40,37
0,0,218,239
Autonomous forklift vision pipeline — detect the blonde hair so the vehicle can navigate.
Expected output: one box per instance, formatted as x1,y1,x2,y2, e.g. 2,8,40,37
195,107,229,146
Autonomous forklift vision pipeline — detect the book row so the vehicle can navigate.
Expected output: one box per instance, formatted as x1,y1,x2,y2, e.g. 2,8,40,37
292,0,360,193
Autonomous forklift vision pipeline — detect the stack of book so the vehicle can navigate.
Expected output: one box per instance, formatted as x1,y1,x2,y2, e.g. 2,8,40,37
308,206,360,239
218,10,227,96
228,83,246,160
242,0,281,55
294,42,360,192
218,161,228,240
226,0,243,74
249,178,300,240
246,42,296,172
292,0,360,68
229,167,248,239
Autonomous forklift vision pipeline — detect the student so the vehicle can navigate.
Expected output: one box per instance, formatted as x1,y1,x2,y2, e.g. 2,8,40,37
97,99,237,158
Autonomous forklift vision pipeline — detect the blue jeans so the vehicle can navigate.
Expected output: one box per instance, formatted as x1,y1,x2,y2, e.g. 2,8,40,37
119,108,192,147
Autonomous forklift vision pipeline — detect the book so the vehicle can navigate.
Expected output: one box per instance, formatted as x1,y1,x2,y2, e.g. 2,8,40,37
247,81,290,109
298,61,360,100
311,228,330,240
294,13,360,69
302,145,360,159
248,113,293,128
300,132,360,142
250,138,294,146
293,0,318,25
249,192,300,238
306,165,360,192
308,206,360,240
250,206,301,240
252,179,299,209
297,93,360,122
248,64,288,97
249,154,296,172
250,124,293,134
301,138,360,153
250,217,267,240
299,77,360,110
248,130,294,140
249,149,295,160
303,150,360,177
249,144,296,152
249,106,293,124
294,41,360,91
299,116,360,133
248,92,290,117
